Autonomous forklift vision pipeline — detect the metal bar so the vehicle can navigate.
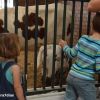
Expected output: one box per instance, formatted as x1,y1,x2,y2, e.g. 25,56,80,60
34,0,39,90
87,11,91,35
43,0,48,89
24,0,29,92
13,0,15,6
79,1,83,38
14,0,18,63
4,0,7,32
60,0,67,87
69,1,75,70
51,0,58,88
14,0,18,34
70,1,75,47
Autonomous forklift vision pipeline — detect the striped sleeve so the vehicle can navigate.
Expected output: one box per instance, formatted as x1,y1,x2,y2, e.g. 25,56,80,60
95,50,100,74
63,40,80,58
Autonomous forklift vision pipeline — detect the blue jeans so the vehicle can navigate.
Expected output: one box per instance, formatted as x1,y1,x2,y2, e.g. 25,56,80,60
64,74,96,100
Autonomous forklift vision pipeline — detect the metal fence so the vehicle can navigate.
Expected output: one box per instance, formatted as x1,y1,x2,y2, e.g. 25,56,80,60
1,0,100,96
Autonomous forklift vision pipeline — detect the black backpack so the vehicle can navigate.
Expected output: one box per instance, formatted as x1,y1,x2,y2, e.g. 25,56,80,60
0,61,26,100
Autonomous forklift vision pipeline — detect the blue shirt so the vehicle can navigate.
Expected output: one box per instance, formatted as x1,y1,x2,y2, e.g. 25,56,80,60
63,35,100,80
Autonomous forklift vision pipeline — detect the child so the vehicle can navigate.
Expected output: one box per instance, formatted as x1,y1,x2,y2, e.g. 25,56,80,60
0,33,25,100
59,12,100,100
88,0,100,12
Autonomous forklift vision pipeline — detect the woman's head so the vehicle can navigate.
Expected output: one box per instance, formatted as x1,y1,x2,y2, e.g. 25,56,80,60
0,33,20,59
92,12,100,33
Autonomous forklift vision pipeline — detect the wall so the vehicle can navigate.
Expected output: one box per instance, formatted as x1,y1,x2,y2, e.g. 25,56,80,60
67,1,95,45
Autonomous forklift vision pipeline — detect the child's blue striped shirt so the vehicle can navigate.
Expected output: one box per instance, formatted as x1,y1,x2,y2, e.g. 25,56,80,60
63,35,100,80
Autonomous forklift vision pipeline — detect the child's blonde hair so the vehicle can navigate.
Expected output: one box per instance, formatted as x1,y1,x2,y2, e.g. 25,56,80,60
0,33,20,58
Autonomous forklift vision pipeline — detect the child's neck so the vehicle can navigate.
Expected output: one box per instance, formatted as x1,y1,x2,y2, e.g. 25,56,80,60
3,58,15,62
90,31,100,40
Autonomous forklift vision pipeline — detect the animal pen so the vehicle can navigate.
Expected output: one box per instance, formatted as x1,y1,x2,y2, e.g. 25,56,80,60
1,0,100,96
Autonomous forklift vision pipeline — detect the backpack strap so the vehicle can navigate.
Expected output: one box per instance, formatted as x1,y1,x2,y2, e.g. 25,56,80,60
0,63,2,82
0,63,2,70
3,61,17,74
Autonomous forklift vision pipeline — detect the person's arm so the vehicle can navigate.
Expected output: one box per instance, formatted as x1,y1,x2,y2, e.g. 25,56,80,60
63,41,79,58
59,39,80,58
88,0,100,12
11,65,25,100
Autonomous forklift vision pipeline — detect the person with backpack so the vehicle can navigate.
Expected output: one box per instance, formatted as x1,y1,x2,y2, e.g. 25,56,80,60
0,33,25,100
59,12,100,100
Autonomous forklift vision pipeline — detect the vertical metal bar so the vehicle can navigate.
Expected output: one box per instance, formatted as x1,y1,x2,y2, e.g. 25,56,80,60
34,0,38,90
13,0,15,6
79,2,83,38
87,11,91,35
70,1,75,47
14,0,18,63
14,0,18,34
43,0,48,89
60,0,67,87
4,0,7,32
24,0,29,92
69,1,75,70
51,0,58,88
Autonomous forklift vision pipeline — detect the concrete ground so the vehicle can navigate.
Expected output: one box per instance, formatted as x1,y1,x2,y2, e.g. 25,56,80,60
27,88,100,100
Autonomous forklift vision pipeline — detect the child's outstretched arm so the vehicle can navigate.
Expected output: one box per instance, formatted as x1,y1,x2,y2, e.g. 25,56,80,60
88,0,100,12
59,39,80,58
59,39,67,48
11,65,25,100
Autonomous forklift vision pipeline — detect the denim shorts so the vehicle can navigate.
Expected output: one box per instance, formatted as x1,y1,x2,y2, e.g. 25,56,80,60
64,74,96,100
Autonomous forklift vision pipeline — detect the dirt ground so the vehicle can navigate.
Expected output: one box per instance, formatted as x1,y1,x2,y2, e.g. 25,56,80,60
16,51,42,88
